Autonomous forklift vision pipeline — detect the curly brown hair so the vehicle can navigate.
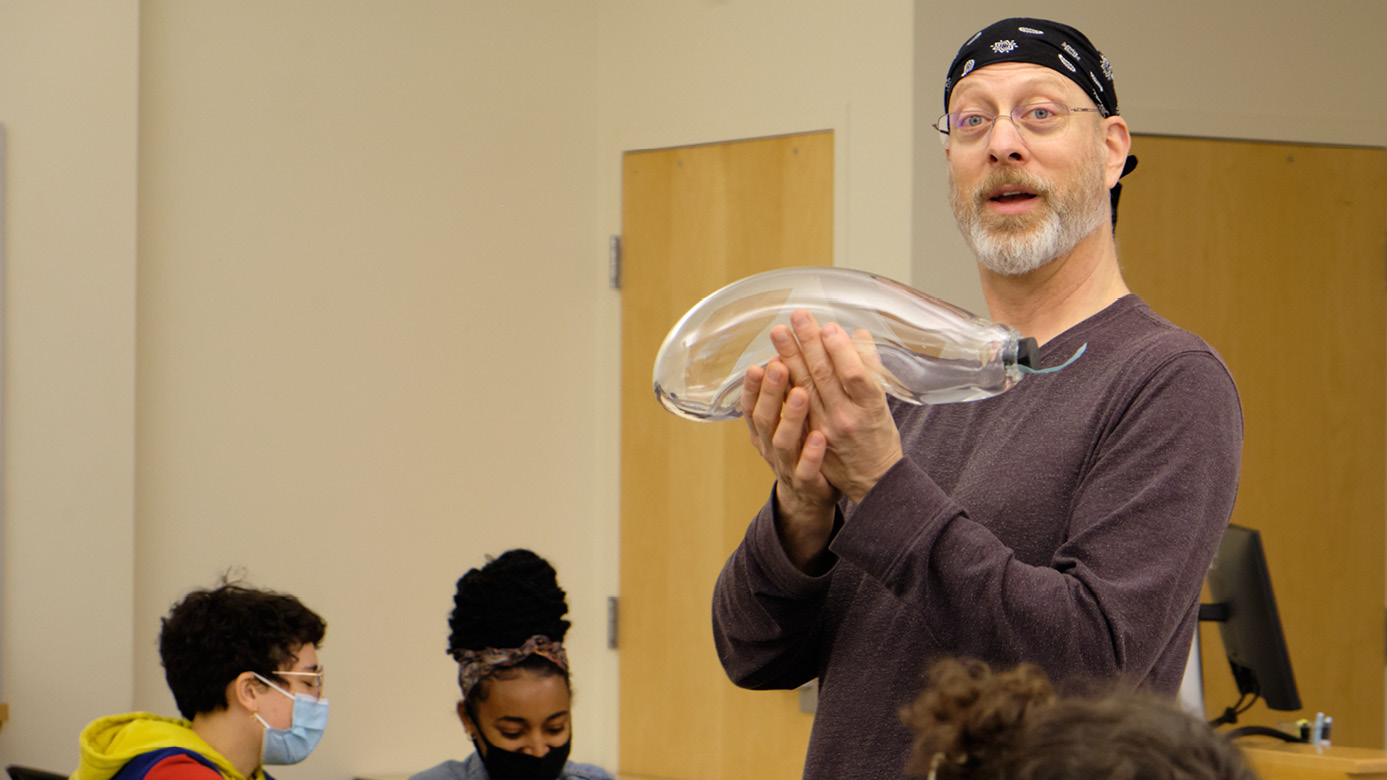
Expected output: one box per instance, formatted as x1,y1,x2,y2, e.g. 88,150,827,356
902,659,1257,780
159,580,325,720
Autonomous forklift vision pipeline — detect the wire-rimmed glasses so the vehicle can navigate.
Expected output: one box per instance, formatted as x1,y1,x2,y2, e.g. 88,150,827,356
275,668,325,696
933,102,1102,147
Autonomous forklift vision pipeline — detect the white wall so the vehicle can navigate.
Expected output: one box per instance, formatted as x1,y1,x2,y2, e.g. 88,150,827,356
0,0,140,769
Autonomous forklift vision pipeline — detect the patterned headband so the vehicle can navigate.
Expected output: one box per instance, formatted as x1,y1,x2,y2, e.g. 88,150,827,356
452,634,569,697
944,18,1119,118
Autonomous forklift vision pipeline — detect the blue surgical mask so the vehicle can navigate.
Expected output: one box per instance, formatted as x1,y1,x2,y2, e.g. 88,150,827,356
252,672,329,765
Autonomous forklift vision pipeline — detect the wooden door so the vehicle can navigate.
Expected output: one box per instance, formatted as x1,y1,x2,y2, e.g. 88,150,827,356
619,131,832,779
1117,135,1387,747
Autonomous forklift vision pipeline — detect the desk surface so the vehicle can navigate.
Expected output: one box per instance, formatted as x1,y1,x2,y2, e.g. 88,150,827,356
1241,740,1387,779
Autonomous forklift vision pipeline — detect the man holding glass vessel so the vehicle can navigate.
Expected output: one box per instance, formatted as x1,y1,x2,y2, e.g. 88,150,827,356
712,18,1242,780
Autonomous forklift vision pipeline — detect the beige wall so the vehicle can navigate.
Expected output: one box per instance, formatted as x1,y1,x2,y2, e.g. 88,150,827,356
132,2,606,779
2,0,1385,777
0,0,140,769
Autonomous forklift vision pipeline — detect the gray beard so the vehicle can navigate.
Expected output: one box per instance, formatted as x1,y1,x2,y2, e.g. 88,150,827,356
949,162,1110,277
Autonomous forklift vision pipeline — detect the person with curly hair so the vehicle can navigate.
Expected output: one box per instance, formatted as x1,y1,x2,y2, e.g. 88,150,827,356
73,581,328,780
410,549,611,780
903,659,1256,780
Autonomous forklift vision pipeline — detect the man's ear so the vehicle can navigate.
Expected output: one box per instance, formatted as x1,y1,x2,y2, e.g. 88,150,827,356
1102,116,1132,189
230,671,264,713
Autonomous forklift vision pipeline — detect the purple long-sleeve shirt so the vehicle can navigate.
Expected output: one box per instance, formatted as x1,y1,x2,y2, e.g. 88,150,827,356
712,295,1242,780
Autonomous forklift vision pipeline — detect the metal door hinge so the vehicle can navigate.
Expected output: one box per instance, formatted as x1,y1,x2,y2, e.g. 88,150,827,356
607,596,619,649
609,235,622,290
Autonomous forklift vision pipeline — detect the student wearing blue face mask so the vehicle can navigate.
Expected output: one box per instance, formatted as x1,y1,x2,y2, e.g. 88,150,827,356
73,581,328,780
410,550,610,780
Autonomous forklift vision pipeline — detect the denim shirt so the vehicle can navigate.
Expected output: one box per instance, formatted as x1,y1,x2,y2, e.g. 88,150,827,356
408,755,613,780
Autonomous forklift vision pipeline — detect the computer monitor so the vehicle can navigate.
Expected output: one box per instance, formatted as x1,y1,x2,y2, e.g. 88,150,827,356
1202,524,1301,711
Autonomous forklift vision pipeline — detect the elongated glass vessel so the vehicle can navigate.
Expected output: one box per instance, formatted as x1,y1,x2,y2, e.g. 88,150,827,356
652,266,1047,422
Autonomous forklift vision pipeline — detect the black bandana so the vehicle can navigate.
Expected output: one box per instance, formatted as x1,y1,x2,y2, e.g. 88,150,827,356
944,18,1118,117
943,18,1136,227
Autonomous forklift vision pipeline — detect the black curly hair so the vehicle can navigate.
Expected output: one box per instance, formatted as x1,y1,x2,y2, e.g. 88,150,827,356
159,580,326,720
902,659,1256,780
449,549,571,719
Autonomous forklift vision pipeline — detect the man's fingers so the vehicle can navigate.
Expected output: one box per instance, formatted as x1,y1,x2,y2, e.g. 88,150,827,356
821,323,881,402
770,324,815,392
795,430,828,482
790,310,850,406
741,363,768,446
771,387,811,454
740,363,766,419
748,359,791,446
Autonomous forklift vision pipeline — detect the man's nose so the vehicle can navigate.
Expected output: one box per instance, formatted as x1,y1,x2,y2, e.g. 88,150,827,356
986,115,1029,162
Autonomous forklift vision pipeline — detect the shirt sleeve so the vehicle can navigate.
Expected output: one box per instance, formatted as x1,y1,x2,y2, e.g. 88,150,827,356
143,756,224,780
833,349,1242,688
711,488,843,689
562,761,616,780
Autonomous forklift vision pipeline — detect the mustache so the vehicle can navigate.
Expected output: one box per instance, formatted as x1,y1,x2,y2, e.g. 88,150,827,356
971,169,1052,208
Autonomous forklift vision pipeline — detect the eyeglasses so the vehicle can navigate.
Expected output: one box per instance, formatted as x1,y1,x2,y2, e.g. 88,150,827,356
933,102,1102,147
275,668,325,694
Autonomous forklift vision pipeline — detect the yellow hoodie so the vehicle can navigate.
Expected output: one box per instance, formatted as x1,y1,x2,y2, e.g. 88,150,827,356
73,713,268,780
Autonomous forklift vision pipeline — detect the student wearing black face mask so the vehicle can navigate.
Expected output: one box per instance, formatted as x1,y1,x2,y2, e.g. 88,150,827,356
409,550,612,780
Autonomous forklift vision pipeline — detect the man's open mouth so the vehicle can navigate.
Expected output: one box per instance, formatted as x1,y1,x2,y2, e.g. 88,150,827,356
988,187,1038,204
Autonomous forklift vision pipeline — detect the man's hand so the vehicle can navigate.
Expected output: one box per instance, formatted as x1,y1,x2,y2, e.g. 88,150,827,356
739,309,905,571
773,310,903,505
742,358,839,573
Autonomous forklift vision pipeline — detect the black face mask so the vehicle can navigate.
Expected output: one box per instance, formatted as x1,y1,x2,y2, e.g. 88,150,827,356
473,731,571,780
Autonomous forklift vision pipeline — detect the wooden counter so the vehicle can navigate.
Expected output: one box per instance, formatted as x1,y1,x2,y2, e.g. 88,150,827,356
1241,741,1387,780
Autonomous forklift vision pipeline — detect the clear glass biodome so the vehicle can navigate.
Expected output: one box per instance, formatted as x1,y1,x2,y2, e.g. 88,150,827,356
652,266,1078,422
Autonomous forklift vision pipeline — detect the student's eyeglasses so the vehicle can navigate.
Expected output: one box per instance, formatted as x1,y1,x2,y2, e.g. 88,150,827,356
933,102,1102,147
275,668,325,694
